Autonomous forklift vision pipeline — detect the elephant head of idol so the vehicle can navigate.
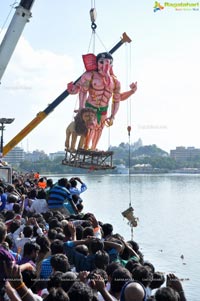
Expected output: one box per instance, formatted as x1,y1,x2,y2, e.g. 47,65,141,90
96,52,114,86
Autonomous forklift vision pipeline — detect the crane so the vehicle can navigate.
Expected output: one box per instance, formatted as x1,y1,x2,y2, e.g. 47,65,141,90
0,0,35,82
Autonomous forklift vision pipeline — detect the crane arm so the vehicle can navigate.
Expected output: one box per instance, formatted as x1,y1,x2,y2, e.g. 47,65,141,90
0,0,35,82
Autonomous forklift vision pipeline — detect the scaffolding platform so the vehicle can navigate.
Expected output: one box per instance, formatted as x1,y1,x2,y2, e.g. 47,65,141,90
62,149,115,170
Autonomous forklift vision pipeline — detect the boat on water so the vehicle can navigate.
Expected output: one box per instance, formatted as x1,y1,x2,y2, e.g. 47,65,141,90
115,164,129,174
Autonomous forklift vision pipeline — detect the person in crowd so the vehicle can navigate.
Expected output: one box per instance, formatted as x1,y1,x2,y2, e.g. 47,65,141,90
40,239,64,280
30,189,49,214
44,287,69,301
0,221,15,300
69,177,87,196
5,234,22,263
47,178,72,215
101,223,113,240
50,253,70,274
109,267,132,300
45,178,54,198
4,261,42,301
15,217,43,256
131,265,153,299
19,241,40,268
0,187,6,211
5,193,19,211
35,235,51,277
120,280,147,301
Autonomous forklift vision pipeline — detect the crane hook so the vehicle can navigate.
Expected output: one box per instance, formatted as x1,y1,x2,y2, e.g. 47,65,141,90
90,8,97,31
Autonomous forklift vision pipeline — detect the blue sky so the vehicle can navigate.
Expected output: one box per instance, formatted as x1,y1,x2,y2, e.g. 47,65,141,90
0,0,200,154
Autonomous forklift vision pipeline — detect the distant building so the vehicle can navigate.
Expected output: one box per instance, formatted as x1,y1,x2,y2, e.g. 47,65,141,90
170,146,200,161
24,150,48,162
4,147,24,165
49,151,65,161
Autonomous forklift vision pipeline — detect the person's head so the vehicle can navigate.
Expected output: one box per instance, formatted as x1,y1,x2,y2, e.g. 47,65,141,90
110,267,132,295
46,178,53,188
89,238,104,254
94,250,109,270
42,210,53,223
75,244,89,256
72,194,83,205
155,287,180,301
13,203,21,214
77,203,84,213
6,185,15,193
48,229,58,241
50,239,64,255
76,225,83,240
68,281,95,301
58,178,69,188
21,269,37,292
101,223,113,238
50,254,70,273
36,235,50,255
23,226,33,238
150,272,165,290
4,235,13,249
82,227,94,238
4,210,15,221
47,271,63,291
0,221,7,243
143,261,155,274
23,241,40,261
44,287,69,301
120,280,147,301
127,240,140,253
61,271,77,292
131,265,153,288
106,261,122,281
9,220,20,234
7,194,18,204
27,188,37,199
125,261,141,274
49,218,62,230
37,189,47,199
69,178,77,188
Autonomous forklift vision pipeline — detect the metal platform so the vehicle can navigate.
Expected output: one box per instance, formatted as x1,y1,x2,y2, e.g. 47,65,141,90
62,149,115,170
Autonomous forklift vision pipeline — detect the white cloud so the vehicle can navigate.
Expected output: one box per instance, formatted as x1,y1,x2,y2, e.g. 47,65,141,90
1,36,78,154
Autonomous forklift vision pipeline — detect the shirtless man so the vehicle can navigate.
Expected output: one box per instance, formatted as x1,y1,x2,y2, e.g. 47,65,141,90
68,52,137,150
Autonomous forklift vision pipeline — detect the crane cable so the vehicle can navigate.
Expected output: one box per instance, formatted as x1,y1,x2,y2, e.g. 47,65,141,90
121,43,139,240
127,43,134,240
0,1,18,36
126,43,132,208
72,2,99,119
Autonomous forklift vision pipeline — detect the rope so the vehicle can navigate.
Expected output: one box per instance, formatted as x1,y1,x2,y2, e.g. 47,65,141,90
126,43,133,208
126,43,134,240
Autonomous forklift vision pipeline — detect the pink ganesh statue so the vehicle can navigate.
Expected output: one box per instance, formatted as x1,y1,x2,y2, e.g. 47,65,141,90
67,52,137,151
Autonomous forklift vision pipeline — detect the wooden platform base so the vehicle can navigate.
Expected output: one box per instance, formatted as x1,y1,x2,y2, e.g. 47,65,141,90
62,149,115,170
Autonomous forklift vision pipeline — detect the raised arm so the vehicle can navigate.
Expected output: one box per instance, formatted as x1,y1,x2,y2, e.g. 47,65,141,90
120,81,137,101
167,273,187,301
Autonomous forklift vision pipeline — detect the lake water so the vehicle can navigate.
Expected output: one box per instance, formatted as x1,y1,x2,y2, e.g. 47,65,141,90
51,173,200,300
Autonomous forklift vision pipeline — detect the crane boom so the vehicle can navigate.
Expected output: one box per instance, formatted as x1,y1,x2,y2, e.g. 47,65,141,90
0,0,35,82
2,32,132,156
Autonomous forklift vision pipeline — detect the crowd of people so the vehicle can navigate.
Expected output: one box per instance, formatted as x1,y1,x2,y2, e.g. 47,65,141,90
0,172,187,301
